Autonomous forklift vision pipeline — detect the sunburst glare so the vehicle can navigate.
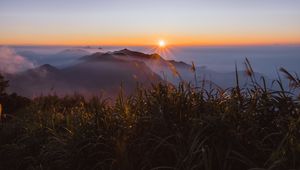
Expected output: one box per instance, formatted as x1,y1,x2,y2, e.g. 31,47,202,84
146,39,174,60
158,40,166,47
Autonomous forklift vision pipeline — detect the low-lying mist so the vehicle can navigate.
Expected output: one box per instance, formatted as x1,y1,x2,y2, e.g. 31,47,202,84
0,46,299,98
0,46,35,74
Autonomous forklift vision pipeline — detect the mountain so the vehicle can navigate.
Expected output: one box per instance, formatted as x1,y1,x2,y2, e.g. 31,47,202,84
55,49,90,58
81,49,186,84
113,48,161,60
18,49,90,68
81,49,271,88
7,49,273,98
7,53,163,98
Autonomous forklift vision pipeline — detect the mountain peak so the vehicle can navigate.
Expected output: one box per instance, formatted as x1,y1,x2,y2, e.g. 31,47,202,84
113,49,162,60
114,48,145,56
149,53,161,59
80,52,125,62
56,49,90,57
80,49,166,64
38,64,59,72
119,48,130,52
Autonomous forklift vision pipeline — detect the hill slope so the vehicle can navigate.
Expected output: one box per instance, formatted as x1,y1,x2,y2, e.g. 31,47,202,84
7,53,162,98
7,49,271,97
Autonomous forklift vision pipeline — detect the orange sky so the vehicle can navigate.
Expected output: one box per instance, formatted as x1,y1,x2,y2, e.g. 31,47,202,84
1,0,300,46
1,34,300,46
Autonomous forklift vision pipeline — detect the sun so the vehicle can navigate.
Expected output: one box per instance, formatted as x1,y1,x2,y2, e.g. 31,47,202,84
158,40,166,47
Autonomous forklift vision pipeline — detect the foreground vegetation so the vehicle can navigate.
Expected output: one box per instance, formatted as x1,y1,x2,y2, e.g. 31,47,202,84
0,68,300,170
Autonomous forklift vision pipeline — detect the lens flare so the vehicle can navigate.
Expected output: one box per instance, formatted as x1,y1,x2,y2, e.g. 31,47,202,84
158,40,166,47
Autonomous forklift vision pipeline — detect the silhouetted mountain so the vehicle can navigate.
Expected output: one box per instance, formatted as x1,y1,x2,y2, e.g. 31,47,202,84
55,49,90,57
7,49,273,98
18,49,90,68
80,49,271,87
113,49,161,60
35,64,59,72
80,52,119,62
81,49,161,62
7,53,163,98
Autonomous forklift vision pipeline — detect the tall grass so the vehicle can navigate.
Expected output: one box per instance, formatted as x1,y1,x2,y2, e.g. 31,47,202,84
0,67,300,170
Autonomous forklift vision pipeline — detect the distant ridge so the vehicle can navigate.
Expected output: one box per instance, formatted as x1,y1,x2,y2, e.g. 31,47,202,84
7,50,164,98
80,49,162,62
56,48,90,57
113,48,161,59
7,49,272,98
18,48,90,67
37,64,59,72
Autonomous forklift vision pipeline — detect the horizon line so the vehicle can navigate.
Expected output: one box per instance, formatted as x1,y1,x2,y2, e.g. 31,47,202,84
2,43,300,47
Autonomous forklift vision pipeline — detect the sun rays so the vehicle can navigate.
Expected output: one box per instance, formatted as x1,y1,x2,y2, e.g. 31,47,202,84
146,39,175,59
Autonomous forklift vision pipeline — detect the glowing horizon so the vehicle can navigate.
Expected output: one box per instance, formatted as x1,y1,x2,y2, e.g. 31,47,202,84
1,0,300,46
2,34,300,47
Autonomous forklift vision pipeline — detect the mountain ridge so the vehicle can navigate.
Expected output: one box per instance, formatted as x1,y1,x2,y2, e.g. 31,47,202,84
7,49,272,98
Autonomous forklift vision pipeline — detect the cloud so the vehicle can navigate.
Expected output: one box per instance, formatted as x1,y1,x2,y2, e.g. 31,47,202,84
0,46,35,74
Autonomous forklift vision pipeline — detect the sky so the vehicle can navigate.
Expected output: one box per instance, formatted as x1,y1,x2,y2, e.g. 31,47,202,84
0,0,300,46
